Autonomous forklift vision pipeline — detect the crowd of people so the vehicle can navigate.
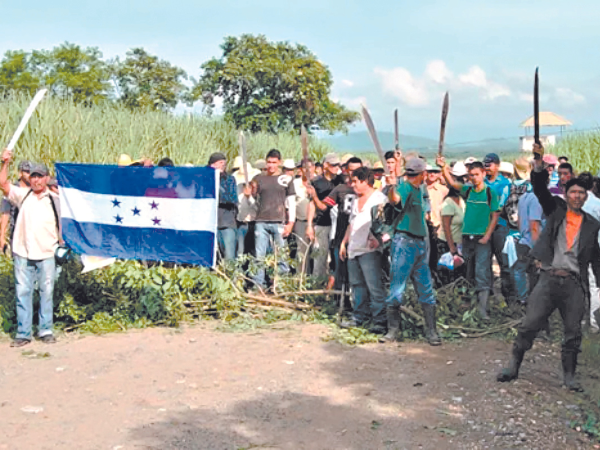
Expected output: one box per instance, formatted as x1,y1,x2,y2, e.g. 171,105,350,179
3,143,600,391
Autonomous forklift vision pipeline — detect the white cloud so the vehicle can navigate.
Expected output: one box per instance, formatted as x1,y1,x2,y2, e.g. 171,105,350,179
425,60,453,84
554,87,585,105
374,67,429,107
458,65,510,100
341,79,354,87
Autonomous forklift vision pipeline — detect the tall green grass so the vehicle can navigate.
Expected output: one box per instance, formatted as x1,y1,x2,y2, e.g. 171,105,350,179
0,94,332,172
552,131,600,174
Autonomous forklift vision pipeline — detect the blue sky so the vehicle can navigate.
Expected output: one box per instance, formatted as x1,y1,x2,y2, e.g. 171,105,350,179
2,0,599,142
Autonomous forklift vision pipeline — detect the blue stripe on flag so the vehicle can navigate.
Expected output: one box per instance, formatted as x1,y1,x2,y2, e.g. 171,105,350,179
56,163,217,199
62,219,216,267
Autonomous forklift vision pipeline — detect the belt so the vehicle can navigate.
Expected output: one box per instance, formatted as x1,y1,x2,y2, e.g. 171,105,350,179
547,268,578,278
464,234,483,241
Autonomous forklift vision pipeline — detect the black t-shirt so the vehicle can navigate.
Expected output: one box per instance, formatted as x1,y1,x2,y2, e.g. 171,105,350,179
253,173,296,223
312,174,343,227
324,184,356,248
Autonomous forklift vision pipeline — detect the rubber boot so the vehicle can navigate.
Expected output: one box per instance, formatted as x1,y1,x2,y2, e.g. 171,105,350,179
562,351,583,392
478,291,490,320
497,345,525,382
384,306,402,342
422,303,441,346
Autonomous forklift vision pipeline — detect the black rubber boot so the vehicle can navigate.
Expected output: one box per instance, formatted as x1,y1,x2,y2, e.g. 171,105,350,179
562,351,583,392
478,291,490,320
497,345,525,382
384,306,402,342
422,303,441,346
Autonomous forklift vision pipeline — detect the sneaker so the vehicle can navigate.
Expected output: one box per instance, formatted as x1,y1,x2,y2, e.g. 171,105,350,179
39,335,56,344
10,338,31,348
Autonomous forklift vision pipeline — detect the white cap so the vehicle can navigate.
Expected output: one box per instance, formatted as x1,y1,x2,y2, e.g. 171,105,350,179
451,162,468,177
464,157,478,165
283,159,296,170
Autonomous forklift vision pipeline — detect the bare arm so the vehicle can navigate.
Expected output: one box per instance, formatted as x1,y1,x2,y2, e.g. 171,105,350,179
441,215,457,254
339,221,352,261
480,211,500,244
436,156,463,191
385,174,400,205
530,220,541,244
0,150,12,197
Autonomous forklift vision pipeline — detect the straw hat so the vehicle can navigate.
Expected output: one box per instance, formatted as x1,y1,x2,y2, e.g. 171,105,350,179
373,161,384,170
341,153,354,165
513,156,531,180
283,159,296,170
118,154,133,167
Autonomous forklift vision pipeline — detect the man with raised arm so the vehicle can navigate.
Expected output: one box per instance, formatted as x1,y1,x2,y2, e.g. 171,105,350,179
0,149,61,347
437,157,500,320
384,158,441,345
497,144,600,391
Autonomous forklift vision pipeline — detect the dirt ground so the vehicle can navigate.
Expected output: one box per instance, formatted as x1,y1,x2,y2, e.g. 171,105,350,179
0,322,597,450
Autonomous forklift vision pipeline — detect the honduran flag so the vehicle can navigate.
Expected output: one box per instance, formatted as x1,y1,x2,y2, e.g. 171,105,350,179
56,163,219,267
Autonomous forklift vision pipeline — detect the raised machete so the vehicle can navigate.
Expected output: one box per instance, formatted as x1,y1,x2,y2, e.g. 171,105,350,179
361,104,390,175
394,108,400,151
438,92,449,157
533,67,541,159
238,130,249,185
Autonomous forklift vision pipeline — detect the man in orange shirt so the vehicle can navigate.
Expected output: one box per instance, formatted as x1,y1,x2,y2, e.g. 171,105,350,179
498,144,600,391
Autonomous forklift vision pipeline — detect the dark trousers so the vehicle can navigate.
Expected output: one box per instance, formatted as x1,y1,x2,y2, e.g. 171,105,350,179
492,223,514,298
514,271,585,356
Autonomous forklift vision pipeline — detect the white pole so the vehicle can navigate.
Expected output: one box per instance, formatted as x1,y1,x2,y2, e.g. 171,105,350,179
6,89,48,152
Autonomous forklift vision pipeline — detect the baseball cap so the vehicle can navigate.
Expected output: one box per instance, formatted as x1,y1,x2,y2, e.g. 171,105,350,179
543,154,559,166
483,153,500,166
451,162,468,177
403,158,427,176
283,159,296,170
30,163,49,176
18,160,32,172
323,153,341,165
425,164,441,172
464,156,478,165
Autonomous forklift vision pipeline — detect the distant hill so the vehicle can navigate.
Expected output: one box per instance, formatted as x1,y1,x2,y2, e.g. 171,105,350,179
325,132,522,159
325,131,437,153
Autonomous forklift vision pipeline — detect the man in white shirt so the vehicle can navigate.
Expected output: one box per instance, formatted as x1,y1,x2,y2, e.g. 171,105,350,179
0,150,60,347
339,167,387,333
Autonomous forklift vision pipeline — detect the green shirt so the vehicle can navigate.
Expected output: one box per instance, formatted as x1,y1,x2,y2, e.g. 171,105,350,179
395,180,427,237
460,184,500,236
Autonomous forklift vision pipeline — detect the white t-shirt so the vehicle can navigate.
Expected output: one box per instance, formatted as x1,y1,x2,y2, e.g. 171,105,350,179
8,186,60,260
347,190,387,259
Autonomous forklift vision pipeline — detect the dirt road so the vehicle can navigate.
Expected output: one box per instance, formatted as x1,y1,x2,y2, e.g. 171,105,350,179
0,323,595,449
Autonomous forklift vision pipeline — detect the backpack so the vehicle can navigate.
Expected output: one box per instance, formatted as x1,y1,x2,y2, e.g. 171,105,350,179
501,182,530,229
370,188,415,250
465,186,492,207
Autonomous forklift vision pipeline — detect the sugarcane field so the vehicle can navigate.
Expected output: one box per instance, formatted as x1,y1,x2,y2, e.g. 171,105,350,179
2,2,600,449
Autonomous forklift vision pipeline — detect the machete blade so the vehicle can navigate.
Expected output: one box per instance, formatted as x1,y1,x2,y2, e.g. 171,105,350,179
534,67,540,146
438,92,450,156
394,108,399,151
238,130,249,185
360,104,390,175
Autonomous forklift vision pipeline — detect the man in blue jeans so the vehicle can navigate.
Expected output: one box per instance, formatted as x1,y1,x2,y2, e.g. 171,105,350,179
250,149,296,289
384,158,441,345
0,150,60,347
339,167,387,333
438,158,500,319
209,152,238,261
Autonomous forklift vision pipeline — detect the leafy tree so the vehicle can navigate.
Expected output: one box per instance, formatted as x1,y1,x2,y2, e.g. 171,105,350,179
32,42,111,105
192,34,359,134
112,48,188,111
0,50,42,98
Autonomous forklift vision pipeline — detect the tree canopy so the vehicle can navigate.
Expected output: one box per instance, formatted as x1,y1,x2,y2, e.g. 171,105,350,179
111,48,188,111
192,34,359,133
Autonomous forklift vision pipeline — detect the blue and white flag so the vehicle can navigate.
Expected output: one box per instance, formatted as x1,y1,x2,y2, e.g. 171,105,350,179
56,163,219,267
